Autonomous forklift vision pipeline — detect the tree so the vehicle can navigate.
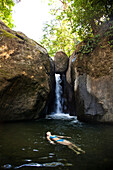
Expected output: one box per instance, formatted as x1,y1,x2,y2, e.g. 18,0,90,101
40,0,78,57
90,0,113,20
40,0,113,56
0,0,15,28
45,0,113,40
68,0,113,36
40,15,76,57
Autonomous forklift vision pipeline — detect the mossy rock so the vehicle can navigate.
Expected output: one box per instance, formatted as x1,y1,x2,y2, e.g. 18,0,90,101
0,29,21,40
0,20,54,122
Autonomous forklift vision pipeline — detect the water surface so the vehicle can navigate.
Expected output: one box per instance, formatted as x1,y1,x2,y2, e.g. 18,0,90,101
0,113,113,170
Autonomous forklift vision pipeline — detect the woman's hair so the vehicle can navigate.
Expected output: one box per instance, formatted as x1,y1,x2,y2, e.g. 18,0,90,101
46,131,51,136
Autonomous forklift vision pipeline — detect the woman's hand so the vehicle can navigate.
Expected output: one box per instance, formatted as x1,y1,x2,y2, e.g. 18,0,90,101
50,141,55,144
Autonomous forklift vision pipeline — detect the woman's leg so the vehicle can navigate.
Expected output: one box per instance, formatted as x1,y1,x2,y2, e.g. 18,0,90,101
56,139,85,154
68,145,80,155
72,143,85,153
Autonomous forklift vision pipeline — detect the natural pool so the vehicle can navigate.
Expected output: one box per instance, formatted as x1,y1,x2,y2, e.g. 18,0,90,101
0,113,113,170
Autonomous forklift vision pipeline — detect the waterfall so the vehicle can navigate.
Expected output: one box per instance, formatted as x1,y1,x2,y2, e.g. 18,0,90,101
55,74,63,113
46,73,78,122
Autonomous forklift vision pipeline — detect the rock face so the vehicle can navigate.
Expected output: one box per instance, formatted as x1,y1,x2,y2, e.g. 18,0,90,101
0,20,55,122
66,22,113,123
54,51,68,73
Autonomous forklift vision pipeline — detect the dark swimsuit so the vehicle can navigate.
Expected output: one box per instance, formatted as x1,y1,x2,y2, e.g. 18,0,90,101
50,135,64,142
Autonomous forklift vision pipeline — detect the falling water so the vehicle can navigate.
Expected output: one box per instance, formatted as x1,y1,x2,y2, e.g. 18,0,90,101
46,73,77,121
55,74,63,113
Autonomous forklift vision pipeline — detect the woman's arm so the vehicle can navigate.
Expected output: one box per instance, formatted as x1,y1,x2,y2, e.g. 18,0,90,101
47,136,55,144
57,135,71,139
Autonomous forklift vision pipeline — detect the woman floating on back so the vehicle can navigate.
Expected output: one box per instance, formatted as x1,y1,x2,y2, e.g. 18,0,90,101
46,131,85,155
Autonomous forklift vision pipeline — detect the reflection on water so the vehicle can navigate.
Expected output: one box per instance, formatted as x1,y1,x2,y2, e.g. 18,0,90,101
0,115,113,170
14,162,66,169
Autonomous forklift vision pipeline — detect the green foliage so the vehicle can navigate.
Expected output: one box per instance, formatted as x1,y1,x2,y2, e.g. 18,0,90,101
105,23,113,35
103,21,113,47
0,0,15,28
79,34,101,55
40,19,77,57
47,0,113,39
108,40,113,48
41,0,113,57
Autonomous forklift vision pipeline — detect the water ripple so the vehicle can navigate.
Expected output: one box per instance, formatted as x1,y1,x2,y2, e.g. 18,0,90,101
14,162,65,169
33,149,39,152
1,164,12,169
1,161,72,169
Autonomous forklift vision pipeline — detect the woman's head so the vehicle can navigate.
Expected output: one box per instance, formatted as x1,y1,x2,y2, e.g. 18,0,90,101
46,131,51,136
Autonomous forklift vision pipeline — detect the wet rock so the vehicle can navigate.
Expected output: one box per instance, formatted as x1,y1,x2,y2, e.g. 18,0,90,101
0,20,54,122
54,51,68,73
67,22,113,123
66,52,76,116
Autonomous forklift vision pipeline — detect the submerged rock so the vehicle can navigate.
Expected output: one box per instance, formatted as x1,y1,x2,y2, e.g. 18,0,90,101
67,21,113,123
54,51,68,73
0,20,54,122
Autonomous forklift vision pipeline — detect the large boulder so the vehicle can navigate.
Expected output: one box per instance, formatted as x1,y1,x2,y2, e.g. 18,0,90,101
66,21,113,123
54,51,68,73
0,20,55,122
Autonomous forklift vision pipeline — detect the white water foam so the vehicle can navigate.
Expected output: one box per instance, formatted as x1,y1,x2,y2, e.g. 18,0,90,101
46,74,78,123
46,112,78,122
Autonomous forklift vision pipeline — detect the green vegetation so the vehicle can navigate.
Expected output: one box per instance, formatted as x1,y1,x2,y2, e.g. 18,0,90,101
78,34,101,55
1,0,113,56
0,0,15,28
62,0,113,38
0,29,18,39
40,20,76,57
40,0,113,57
